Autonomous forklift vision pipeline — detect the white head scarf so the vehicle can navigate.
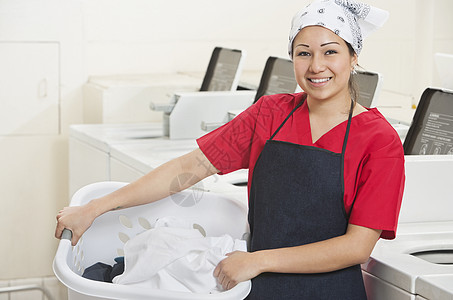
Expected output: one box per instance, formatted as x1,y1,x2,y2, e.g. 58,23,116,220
288,0,389,59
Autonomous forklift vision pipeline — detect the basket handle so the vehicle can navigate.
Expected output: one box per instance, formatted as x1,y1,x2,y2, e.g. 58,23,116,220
61,229,73,240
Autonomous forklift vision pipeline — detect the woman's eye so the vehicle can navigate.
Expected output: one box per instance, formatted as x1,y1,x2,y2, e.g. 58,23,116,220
325,50,338,55
297,51,310,57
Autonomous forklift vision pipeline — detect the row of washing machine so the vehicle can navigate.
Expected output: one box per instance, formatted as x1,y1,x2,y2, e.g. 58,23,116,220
69,121,453,299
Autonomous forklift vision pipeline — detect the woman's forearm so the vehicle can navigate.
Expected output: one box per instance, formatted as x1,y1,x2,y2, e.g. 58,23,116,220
214,224,381,290
87,148,218,218
255,224,381,274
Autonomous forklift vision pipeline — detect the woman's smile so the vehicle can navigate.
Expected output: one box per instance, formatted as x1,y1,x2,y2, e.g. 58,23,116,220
308,77,332,86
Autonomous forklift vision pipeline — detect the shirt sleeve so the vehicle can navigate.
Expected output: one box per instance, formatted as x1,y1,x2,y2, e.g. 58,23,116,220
196,97,265,174
349,140,405,240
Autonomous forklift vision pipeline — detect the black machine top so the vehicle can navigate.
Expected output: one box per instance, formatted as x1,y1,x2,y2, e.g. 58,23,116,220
254,57,299,103
200,47,244,92
403,88,453,155
353,70,381,108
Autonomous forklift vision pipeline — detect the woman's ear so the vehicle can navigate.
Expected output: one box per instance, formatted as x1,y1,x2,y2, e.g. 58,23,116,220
351,53,358,69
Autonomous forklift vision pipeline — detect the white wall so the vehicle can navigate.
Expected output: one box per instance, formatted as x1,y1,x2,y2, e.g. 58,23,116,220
361,0,453,104
0,0,85,283
81,0,302,76
0,0,452,285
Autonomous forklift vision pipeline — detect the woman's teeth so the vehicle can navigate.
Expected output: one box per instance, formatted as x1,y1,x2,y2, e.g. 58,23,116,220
309,78,331,83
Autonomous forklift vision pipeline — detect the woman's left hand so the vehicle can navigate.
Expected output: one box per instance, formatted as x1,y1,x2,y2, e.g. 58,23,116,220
214,250,262,290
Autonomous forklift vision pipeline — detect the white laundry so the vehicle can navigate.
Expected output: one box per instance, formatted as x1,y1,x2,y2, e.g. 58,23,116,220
112,217,247,294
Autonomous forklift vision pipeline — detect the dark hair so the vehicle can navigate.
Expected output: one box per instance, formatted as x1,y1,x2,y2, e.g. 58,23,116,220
346,42,359,105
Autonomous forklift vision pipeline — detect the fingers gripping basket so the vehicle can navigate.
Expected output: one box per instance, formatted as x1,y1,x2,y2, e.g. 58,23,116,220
53,181,251,300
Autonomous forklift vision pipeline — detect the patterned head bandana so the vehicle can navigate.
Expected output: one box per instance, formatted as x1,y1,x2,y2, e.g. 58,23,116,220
288,0,389,59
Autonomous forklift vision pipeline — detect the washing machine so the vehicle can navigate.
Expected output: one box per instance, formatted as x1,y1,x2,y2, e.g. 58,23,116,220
362,155,453,299
363,221,453,299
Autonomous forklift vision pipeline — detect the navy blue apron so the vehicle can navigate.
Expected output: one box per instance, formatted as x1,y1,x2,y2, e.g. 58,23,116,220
247,99,367,299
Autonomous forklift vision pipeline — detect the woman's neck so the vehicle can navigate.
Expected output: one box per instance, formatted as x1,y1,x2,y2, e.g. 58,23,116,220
306,94,367,144
306,94,352,118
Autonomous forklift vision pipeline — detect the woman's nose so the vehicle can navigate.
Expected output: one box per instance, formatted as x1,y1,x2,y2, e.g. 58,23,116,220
309,55,326,73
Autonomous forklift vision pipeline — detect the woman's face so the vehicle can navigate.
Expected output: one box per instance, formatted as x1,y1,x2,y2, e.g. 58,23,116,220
292,26,357,104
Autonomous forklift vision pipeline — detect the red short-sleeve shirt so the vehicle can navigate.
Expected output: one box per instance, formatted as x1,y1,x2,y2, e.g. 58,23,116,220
197,93,405,239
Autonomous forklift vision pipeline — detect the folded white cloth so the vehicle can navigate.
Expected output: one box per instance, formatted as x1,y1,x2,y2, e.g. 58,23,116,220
112,217,247,294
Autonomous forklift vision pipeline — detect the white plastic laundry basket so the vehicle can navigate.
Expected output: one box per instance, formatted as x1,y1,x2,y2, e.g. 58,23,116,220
53,181,251,300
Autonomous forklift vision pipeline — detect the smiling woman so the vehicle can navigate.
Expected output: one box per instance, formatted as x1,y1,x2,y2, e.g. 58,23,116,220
56,1,405,299
200,1,404,298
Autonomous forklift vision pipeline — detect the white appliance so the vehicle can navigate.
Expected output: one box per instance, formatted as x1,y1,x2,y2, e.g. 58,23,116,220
362,88,453,299
152,90,256,139
83,73,202,124
69,123,162,196
363,220,453,299
362,87,453,299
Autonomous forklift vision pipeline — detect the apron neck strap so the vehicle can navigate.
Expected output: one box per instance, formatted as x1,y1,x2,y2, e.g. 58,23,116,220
341,99,354,158
340,99,354,212
270,98,304,140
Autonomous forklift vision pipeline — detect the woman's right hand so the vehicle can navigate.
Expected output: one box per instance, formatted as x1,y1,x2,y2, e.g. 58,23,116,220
55,204,96,246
